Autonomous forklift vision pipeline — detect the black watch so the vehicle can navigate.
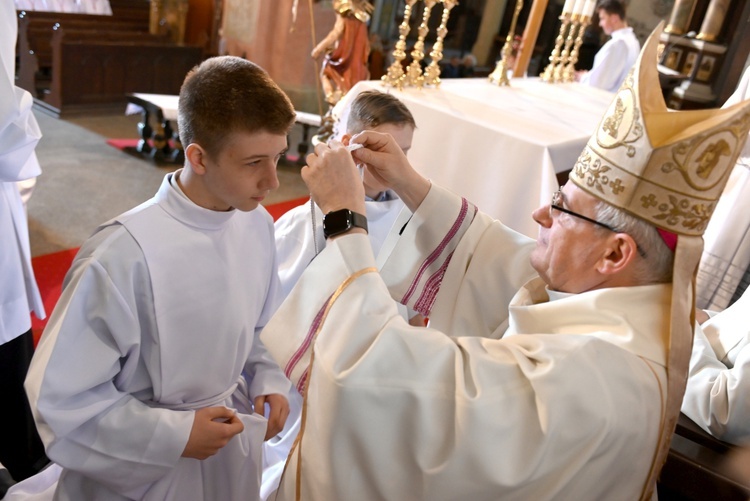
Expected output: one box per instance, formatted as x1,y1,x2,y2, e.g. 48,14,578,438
322,209,368,239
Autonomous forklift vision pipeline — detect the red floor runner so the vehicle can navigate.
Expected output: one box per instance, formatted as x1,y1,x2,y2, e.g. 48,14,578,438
30,196,309,345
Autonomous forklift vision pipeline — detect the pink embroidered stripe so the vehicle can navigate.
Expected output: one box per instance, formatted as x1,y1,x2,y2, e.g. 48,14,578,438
296,368,309,394
284,295,332,378
414,250,455,315
401,198,470,306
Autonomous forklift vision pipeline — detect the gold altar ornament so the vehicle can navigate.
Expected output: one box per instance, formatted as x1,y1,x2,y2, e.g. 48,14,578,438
488,0,523,86
333,0,373,23
382,0,459,90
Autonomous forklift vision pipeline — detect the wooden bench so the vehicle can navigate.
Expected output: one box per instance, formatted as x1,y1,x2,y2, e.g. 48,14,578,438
17,10,151,97
37,29,202,116
658,414,750,499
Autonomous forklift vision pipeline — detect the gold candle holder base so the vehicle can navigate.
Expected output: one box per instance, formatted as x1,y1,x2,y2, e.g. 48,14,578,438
541,13,571,83
489,0,523,86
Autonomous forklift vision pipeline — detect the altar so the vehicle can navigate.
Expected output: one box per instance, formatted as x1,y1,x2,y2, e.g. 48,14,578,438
335,78,615,238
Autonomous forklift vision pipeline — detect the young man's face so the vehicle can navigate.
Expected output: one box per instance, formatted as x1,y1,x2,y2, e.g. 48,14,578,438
360,122,414,198
198,129,287,212
530,182,612,293
598,10,621,36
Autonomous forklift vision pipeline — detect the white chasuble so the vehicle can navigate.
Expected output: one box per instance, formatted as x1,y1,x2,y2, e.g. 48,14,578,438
261,184,668,500
26,173,290,500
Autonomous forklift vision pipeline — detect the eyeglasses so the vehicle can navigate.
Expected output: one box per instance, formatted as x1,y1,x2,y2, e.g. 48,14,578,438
549,188,617,232
549,187,647,258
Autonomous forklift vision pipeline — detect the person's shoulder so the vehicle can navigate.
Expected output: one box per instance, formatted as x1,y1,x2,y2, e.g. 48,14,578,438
274,202,317,235
72,223,147,282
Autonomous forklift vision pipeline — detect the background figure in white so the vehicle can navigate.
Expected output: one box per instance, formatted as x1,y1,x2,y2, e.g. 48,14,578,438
263,90,421,500
577,0,640,93
696,64,750,310
0,0,47,489
682,286,750,445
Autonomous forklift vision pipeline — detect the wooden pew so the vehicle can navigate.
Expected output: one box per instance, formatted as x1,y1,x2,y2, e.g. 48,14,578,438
658,414,750,500
17,10,150,96
40,27,202,116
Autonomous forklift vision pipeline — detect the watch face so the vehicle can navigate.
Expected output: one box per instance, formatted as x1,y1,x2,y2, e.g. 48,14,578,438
323,209,353,237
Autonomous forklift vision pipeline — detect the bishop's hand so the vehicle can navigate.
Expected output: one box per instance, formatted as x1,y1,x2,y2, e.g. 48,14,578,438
303,141,366,216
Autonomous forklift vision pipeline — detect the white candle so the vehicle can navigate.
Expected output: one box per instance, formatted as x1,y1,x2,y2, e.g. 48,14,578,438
562,0,576,14
582,0,597,17
572,0,586,16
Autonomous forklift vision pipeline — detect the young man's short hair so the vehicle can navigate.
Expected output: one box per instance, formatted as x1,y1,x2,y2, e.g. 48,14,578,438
597,0,626,18
178,56,296,157
346,91,417,135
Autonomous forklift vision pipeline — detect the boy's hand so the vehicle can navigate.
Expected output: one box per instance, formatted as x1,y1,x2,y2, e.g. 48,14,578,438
349,131,430,212
304,141,366,216
182,406,244,459
254,393,290,441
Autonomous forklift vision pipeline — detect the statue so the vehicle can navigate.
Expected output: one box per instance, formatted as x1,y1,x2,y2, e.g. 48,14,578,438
311,0,373,142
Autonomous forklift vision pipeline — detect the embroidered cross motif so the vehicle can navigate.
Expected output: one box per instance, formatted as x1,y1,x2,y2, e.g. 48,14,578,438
641,194,658,208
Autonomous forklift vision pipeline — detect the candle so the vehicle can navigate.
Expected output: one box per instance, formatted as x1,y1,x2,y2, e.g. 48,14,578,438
582,0,597,17
562,0,576,14
572,0,586,16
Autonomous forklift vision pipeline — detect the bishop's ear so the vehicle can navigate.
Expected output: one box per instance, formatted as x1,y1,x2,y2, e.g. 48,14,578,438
341,134,352,146
597,232,640,276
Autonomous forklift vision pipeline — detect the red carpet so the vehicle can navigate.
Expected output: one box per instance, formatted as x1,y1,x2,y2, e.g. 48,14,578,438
30,196,308,345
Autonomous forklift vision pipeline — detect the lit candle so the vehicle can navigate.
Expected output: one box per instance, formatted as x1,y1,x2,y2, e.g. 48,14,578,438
562,0,576,14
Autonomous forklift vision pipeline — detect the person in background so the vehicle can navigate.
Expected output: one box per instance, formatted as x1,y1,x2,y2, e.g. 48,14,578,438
576,0,640,93
0,0,48,493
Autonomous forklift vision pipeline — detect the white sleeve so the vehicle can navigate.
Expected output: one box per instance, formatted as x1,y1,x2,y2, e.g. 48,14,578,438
25,231,194,495
681,323,750,445
273,203,322,300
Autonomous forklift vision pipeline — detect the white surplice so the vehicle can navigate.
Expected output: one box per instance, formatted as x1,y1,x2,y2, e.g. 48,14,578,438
26,172,291,501
274,194,406,300
1,0,45,345
682,287,750,445
580,27,640,93
261,184,668,500
696,65,750,310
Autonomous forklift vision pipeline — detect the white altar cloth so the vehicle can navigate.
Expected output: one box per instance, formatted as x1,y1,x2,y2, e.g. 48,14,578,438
334,78,614,238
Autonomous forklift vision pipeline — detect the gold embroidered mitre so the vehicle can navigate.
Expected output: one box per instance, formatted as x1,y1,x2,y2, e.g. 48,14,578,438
570,23,750,236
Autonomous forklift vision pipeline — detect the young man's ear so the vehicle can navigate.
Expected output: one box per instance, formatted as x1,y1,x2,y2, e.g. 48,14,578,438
341,134,352,146
185,144,208,175
596,233,639,276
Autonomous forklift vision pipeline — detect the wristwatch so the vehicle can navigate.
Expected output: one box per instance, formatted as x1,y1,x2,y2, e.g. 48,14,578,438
322,209,368,239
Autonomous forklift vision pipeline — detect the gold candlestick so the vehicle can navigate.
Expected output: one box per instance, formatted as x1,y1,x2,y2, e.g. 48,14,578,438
489,0,523,86
541,13,571,82
423,0,458,87
563,15,590,82
406,0,438,88
382,0,419,90
555,13,580,82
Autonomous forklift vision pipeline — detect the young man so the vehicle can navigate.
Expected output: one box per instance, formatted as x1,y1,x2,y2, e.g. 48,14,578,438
577,0,640,93
25,57,293,501
262,90,420,500
274,90,416,303
261,25,750,500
